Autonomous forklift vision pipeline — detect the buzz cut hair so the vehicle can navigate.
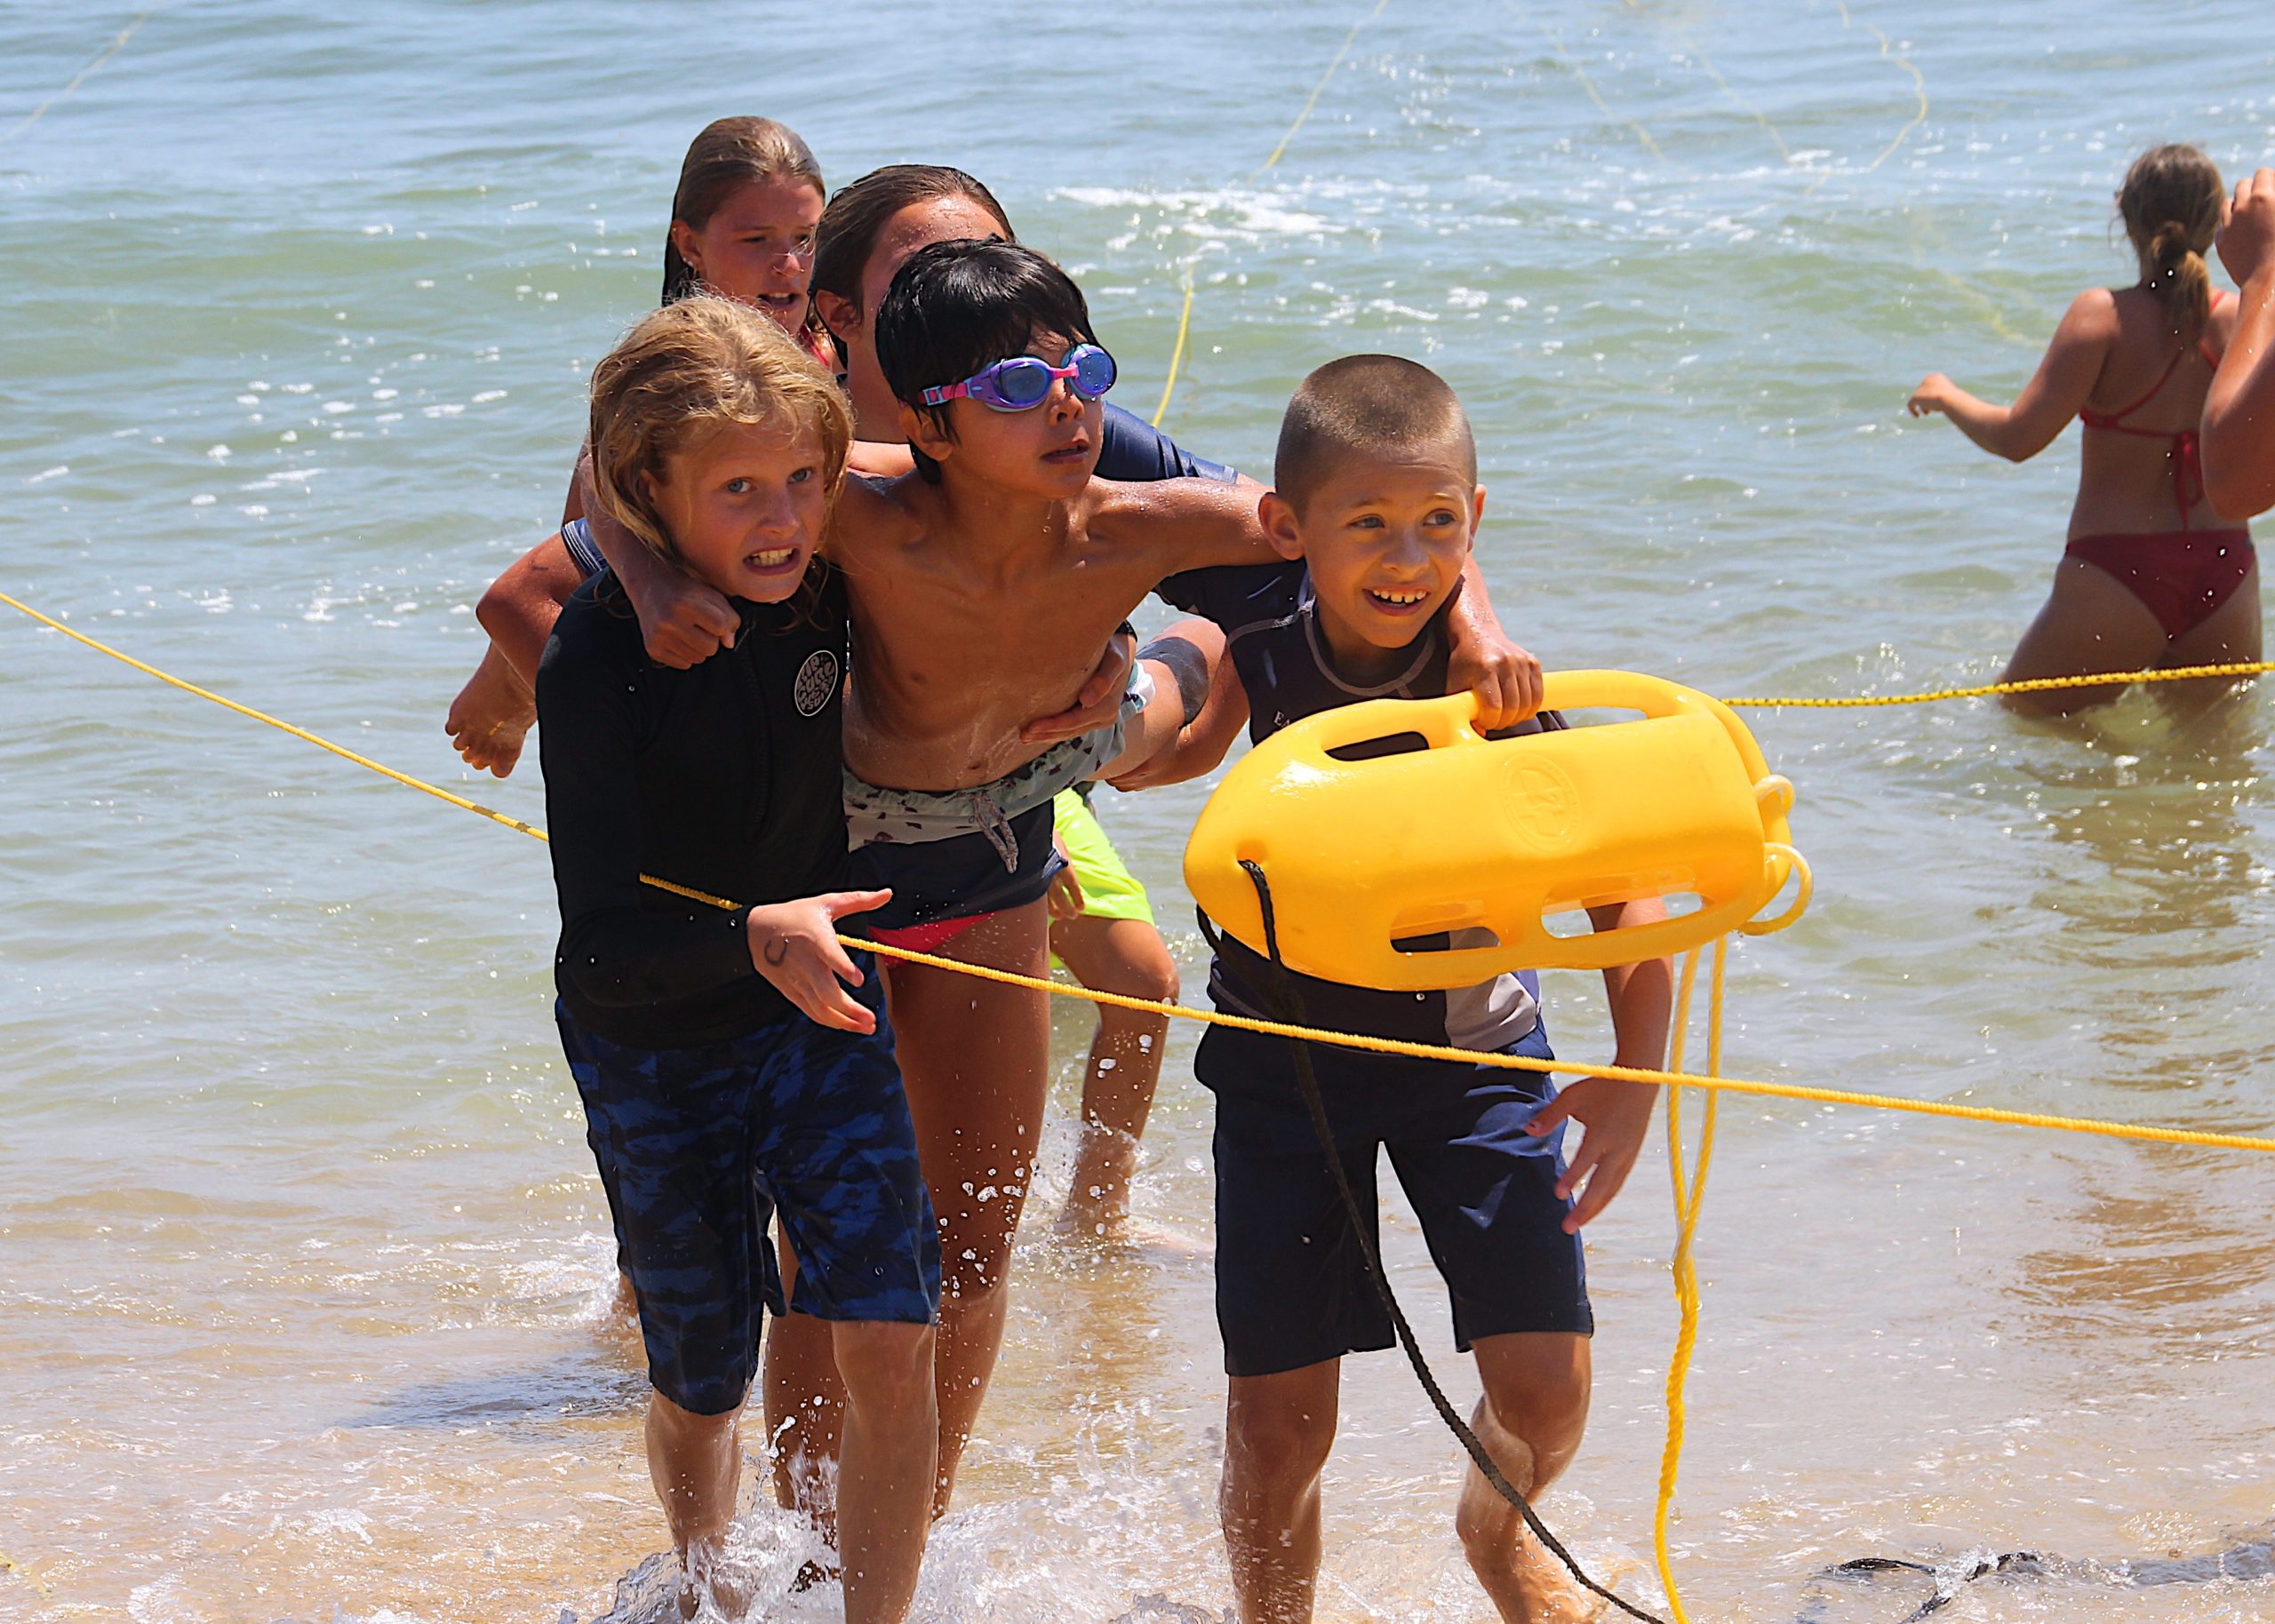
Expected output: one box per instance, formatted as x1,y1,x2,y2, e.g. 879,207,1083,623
1273,354,1477,511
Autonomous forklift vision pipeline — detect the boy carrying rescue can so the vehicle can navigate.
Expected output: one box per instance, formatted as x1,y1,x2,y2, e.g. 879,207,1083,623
1158,356,1674,1624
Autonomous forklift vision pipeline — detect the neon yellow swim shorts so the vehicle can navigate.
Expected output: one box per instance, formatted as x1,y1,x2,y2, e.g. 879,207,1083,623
1051,788,1155,926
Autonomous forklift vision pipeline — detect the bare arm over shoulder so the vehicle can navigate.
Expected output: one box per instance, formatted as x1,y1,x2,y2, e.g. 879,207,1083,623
574,448,741,667
1101,473,1277,577
1107,617,1249,790
1441,556,1541,729
847,440,916,480
2207,169,2275,519
1907,289,2111,461
476,531,586,684
1115,477,1540,728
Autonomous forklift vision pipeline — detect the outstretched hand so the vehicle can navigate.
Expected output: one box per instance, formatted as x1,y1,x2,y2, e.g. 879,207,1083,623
1523,1075,1657,1232
1907,373,1956,418
745,889,892,1032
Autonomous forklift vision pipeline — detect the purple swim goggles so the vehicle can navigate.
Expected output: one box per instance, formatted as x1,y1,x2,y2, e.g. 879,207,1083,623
919,342,1117,411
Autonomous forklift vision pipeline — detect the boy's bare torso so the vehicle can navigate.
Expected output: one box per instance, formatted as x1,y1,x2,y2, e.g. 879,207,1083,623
830,474,1225,791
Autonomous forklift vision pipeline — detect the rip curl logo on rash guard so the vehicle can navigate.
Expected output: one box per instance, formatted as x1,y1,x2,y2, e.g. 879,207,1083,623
793,649,840,718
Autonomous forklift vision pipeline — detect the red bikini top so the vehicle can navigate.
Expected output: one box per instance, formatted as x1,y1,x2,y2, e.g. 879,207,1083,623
2077,289,2229,529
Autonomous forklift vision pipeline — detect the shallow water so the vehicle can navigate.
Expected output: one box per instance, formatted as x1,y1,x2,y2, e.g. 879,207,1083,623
4,2,2273,1620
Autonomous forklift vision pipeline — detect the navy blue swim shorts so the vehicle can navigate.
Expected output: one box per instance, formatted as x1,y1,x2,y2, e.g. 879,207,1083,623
1196,1016,1592,1379
848,800,1063,946
556,966,939,1417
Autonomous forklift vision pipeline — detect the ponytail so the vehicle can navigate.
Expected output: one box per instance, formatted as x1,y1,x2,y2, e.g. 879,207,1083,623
2144,220,2211,345
2116,144,2223,344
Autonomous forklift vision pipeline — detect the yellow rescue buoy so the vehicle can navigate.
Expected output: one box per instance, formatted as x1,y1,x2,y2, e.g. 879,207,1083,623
1184,670,1809,989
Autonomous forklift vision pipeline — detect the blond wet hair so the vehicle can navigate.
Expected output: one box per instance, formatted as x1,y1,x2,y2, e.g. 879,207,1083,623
587,295,851,571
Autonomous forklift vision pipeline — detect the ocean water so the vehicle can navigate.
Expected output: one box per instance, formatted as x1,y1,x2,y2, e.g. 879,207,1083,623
4,2,2273,1620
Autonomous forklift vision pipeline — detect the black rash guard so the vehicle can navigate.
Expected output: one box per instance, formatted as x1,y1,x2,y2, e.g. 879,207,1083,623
1157,560,1561,1052
1098,402,1234,482
537,568,850,1049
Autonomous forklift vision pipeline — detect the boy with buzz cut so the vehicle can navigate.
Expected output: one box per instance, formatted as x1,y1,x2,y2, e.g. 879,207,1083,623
1158,355,1674,1624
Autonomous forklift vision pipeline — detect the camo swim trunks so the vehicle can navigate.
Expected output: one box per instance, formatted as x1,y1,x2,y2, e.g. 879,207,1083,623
555,963,938,1416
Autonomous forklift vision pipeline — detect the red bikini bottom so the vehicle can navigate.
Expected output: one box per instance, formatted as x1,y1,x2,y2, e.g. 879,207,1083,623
866,912,998,953
2063,528,2256,638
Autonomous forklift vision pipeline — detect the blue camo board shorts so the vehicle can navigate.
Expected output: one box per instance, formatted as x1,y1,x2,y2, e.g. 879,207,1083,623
555,968,939,1417
1196,1016,1592,1378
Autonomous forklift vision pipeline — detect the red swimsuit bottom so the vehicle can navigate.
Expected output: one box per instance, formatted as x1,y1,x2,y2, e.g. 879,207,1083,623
2068,295,2255,639
2063,529,2256,638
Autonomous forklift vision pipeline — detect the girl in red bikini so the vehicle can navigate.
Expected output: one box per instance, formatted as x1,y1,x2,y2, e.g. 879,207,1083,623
1909,144,2262,715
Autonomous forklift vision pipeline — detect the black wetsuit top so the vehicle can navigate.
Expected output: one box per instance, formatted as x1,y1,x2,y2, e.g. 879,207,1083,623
537,569,850,1049
1099,402,1234,482
1157,560,1559,1050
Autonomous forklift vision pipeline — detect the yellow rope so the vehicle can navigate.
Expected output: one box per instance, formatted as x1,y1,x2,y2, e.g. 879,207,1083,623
1723,659,2273,709
1682,37,1792,165
0,591,548,840
1652,941,1725,1624
1,5,162,147
1253,0,1392,177
1840,3,1929,177
1153,0,1387,429
10,587,2274,1158
1150,264,1195,428
12,590,2275,1624
1542,27,1665,162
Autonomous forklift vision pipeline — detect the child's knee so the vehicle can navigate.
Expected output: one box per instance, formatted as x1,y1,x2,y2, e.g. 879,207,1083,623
1092,927,1178,1007
830,1319,937,1411
1225,1395,1336,1498
1475,1334,1590,1430
935,1215,1018,1297
1122,946,1180,1007
649,1386,741,1444
1474,1396,1585,1499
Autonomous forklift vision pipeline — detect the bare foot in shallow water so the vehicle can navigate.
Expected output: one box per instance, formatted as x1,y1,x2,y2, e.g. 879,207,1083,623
1489,1529,1632,1624
444,643,534,777
678,1536,758,1621
1054,1127,1209,1254
1508,1532,1612,1623
1055,1206,1212,1256
1053,1171,1209,1254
